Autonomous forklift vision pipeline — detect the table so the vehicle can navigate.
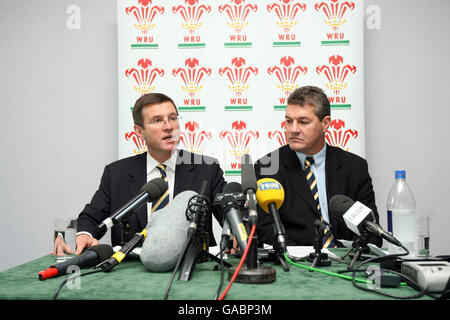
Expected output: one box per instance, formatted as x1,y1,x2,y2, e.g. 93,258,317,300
0,249,431,301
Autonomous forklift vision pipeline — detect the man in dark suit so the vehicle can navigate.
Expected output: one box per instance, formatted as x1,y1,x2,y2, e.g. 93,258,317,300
255,86,382,248
53,93,226,256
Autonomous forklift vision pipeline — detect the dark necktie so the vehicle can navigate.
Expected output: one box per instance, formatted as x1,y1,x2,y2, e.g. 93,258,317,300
152,164,169,212
304,157,336,248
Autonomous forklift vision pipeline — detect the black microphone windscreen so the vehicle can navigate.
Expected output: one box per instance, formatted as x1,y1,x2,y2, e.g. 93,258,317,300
223,181,242,193
241,154,258,192
141,177,168,201
87,244,114,262
329,195,354,217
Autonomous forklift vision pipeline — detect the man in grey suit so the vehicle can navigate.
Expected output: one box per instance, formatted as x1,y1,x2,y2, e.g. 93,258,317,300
53,93,226,256
255,86,382,248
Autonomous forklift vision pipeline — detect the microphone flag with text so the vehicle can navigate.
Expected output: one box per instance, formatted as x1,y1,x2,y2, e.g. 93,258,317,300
38,244,114,280
329,195,402,247
98,177,168,231
140,190,196,272
255,178,287,253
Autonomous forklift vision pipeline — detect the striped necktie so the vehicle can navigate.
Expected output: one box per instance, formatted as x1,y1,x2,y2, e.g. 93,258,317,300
151,164,170,212
304,157,336,248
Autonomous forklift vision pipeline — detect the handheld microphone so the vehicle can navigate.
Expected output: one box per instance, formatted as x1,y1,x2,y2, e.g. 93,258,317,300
256,178,286,253
241,154,258,226
329,195,402,247
96,229,147,271
219,182,248,252
98,177,168,231
220,219,232,251
186,180,210,238
38,244,114,280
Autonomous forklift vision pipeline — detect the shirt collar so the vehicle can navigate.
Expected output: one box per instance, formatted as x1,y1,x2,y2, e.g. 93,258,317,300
296,143,327,170
146,149,178,174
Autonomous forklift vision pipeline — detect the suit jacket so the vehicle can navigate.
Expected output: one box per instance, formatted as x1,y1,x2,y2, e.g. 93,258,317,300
77,150,226,246
254,144,382,248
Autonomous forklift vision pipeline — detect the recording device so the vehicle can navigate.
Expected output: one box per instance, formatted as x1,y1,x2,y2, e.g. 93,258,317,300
256,178,286,253
401,261,450,292
329,195,401,247
98,177,168,231
38,244,114,280
140,190,195,272
241,154,258,226
215,182,248,252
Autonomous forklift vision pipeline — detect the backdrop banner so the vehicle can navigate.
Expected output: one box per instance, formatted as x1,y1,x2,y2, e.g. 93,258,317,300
117,0,364,181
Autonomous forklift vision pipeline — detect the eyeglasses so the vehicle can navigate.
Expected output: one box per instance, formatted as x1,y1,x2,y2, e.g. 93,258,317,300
142,115,182,126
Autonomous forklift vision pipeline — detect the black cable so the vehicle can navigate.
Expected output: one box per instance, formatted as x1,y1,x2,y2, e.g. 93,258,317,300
163,234,193,300
52,268,104,300
214,248,226,300
350,245,427,299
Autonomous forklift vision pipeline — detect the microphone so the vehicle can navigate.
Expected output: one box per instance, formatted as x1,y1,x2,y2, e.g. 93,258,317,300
256,178,286,253
241,154,258,226
38,244,114,280
329,195,402,247
220,219,232,252
140,190,196,272
96,229,147,271
186,180,209,238
219,182,248,252
98,177,168,231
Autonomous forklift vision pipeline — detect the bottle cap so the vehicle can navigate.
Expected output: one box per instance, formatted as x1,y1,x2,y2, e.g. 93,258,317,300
395,170,406,178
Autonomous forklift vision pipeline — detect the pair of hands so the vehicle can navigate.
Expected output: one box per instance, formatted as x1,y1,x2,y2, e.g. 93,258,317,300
51,234,99,256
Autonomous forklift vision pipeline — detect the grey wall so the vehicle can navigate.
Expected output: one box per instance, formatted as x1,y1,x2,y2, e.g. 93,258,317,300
0,0,448,272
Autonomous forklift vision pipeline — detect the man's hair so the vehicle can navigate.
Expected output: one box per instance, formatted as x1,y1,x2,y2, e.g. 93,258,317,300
287,86,330,120
132,93,178,125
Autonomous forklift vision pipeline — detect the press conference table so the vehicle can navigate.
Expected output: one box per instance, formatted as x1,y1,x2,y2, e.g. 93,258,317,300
0,249,432,301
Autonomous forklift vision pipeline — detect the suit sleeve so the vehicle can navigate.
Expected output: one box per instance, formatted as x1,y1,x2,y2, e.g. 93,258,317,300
76,165,112,240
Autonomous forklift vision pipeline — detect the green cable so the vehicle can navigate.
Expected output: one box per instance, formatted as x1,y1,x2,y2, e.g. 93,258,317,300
283,253,370,284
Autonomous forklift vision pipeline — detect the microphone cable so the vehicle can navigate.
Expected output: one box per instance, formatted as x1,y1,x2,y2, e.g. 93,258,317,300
217,223,256,300
350,245,426,299
52,268,104,300
214,247,226,300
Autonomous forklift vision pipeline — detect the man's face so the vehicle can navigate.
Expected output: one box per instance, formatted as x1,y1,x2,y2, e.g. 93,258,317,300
134,101,180,161
285,103,330,155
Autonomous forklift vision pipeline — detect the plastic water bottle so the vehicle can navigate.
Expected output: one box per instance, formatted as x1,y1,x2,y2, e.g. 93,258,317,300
387,170,418,257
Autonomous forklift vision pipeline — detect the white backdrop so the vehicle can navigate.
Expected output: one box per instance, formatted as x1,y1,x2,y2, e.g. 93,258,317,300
117,0,365,181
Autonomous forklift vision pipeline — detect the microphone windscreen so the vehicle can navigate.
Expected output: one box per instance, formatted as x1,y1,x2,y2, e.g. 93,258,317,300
256,178,285,213
140,190,196,272
223,181,242,193
329,195,354,218
141,177,168,202
87,244,114,262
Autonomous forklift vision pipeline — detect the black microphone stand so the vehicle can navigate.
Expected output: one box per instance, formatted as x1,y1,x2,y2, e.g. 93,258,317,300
306,221,332,268
178,197,231,282
339,231,371,272
227,215,276,284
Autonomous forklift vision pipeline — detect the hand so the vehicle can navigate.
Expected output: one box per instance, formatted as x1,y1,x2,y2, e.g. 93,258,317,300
75,234,99,255
51,234,74,256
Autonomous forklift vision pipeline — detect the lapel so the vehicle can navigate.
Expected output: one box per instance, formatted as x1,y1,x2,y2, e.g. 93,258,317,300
325,144,344,201
125,152,147,230
173,149,195,196
283,146,321,217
